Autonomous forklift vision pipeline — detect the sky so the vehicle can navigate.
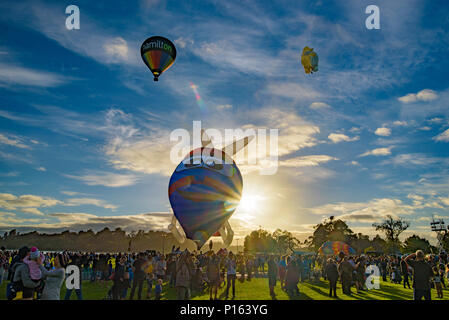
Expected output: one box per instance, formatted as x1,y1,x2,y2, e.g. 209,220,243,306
0,0,449,245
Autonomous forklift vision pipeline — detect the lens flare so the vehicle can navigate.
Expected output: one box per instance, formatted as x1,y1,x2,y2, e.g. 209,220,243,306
190,82,207,112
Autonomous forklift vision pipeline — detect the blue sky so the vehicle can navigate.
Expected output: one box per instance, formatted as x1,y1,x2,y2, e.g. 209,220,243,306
0,0,449,245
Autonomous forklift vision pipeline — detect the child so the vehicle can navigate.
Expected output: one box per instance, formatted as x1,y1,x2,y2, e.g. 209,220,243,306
155,278,163,300
23,247,44,282
23,247,45,297
433,266,443,299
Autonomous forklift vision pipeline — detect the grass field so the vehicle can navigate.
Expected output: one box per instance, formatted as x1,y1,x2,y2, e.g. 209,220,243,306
1,276,448,300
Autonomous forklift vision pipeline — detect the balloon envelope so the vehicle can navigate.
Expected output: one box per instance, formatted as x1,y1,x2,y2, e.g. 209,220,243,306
141,36,177,81
168,148,242,249
318,241,355,255
300,46,319,74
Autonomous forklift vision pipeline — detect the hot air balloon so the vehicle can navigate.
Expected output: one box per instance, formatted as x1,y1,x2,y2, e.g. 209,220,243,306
318,241,355,256
300,46,319,74
168,131,253,250
141,36,177,81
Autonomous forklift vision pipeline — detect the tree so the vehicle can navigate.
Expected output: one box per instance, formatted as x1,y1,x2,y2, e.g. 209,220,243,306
243,228,297,253
306,217,354,250
403,235,432,254
442,232,449,252
347,233,371,254
371,234,387,252
372,215,409,253
272,229,299,253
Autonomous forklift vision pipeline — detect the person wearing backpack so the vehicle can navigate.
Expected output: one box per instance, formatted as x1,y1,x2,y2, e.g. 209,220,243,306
9,246,41,300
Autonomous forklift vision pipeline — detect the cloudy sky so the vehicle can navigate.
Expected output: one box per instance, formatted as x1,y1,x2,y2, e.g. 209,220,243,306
0,0,449,245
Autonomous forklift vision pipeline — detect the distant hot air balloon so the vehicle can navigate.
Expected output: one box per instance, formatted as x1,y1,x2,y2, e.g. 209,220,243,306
141,36,177,81
300,46,318,74
168,130,253,250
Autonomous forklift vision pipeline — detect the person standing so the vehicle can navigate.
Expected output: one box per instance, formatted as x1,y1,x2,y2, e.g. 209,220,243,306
11,246,41,300
325,258,339,298
285,258,300,296
156,255,167,281
380,257,387,281
38,254,66,300
278,256,287,289
433,266,443,299
175,253,191,300
129,252,146,300
405,250,434,300
267,255,278,299
207,253,220,300
354,256,366,293
145,256,155,299
112,255,128,300
400,257,411,289
338,252,354,295
225,252,237,299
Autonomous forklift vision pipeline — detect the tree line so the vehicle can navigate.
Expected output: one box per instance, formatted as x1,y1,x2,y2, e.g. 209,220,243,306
1,215,447,254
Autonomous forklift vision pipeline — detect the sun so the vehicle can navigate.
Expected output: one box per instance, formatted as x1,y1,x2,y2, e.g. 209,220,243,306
238,193,264,213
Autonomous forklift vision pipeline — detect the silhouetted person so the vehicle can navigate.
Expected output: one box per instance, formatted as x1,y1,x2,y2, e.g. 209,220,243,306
325,258,338,297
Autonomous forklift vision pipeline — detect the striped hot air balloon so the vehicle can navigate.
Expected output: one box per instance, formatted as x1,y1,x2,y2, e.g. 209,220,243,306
168,147,242,250
141,36,177,81
167,131,254,250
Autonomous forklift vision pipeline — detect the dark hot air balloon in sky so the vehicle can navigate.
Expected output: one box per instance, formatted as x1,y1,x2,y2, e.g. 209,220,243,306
141,36,177,81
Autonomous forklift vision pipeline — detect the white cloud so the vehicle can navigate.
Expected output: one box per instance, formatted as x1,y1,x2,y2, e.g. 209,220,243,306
375,127,391,136
279,155,338,167
0,212,173,234
309,102,330,109
398,89,438,103
349,127,362,133
266,83,321,101
387,153,441,166
65,172,139,187
36,167,46,172
0,193,62,210
191,38,283,76
174,37,194,48
0,63,71,88
65,198,117,210
440,197,449,206
60,191,86,196
307,198,415,222
393,121,407,126
216,104,232,110
103,37,128,62
407,194,424,201
360,147,392,157
0,133,29,149
328,133,359,143
20,208,44,216
428,117,443,124
433,129,449,142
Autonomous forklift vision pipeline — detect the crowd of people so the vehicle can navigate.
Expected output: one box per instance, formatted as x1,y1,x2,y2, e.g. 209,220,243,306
320,250,448,300
1,245,448,300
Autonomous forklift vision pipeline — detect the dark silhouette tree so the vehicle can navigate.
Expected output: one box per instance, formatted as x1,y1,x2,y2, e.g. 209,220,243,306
372,215,409,253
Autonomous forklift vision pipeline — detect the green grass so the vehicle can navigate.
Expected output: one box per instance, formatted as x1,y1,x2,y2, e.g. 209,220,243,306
1,276,448,300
